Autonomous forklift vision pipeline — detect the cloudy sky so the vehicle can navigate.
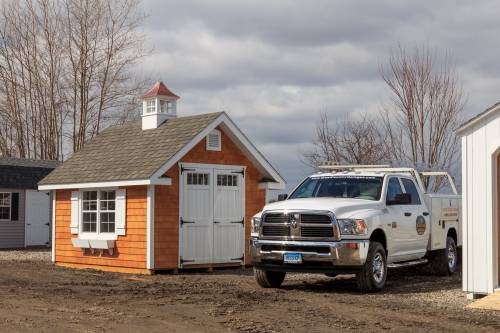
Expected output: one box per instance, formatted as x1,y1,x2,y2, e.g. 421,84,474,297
138,0,500,190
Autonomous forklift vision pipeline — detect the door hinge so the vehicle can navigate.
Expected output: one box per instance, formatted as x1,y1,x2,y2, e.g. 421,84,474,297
231,219,244,225
180,257,196,264
180,165,196,174
180,218,195,226
231,255,244,261
232,169,245,177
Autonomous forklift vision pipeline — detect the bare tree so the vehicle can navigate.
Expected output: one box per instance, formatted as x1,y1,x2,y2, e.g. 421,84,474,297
380,45,465,191
304,112,391,168
0,0,147,159
64,0,147,152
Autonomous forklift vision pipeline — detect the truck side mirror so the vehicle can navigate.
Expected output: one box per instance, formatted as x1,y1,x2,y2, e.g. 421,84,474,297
277,193,288,201
387,193,411,205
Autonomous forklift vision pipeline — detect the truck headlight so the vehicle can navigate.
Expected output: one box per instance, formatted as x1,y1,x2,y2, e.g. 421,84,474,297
337,219,367,235
251,217,261,233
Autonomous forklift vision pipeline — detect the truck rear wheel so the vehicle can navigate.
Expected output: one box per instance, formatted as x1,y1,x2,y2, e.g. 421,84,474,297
356,241,387,292
430,236,457,276
254,268,286,288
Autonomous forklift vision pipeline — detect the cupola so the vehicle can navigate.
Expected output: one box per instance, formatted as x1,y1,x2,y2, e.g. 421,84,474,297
141,81,180,130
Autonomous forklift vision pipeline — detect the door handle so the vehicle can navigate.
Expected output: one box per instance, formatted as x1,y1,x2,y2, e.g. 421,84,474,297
404,212,412,217
391,222,397,228
214,221,221,224
45,222,50,226
422,212,429,216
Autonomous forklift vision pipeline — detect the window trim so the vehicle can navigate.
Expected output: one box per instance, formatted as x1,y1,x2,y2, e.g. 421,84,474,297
206,129,222,151
79,189,117,237
0,192,12,221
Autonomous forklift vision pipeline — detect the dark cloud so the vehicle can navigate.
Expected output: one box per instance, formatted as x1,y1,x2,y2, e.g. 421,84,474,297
138,0,500,190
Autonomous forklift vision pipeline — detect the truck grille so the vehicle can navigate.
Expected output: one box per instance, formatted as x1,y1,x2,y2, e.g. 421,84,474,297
300,214,332,224
262,225,290,236
263,213,289,224
260,211,338,240
300,226,334,238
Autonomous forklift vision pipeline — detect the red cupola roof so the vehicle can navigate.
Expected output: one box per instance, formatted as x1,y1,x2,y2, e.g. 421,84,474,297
142,81,180,99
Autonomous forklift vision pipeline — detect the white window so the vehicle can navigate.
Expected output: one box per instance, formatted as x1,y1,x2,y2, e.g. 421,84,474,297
146,100,156,113
187,173,209,185
0,192,11,220
217,174,238,187
82,190,116,234
206,129,221,151
160,100,173,113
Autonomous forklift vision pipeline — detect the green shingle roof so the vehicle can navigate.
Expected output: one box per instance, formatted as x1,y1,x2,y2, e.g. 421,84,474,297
39,112,223,185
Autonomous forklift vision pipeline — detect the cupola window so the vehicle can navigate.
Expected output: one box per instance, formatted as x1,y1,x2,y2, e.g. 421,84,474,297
146,100,156,113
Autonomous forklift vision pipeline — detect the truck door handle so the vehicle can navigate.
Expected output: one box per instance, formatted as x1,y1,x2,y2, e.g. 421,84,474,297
404,212,412,217
391,222,397,228
422,212,429,216
214,221,221,224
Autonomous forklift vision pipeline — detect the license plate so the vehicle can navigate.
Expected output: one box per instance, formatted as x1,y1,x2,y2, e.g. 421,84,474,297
283,252,302,264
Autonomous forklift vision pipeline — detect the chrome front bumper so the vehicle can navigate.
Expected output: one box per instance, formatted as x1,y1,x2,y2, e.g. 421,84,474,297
250,238,369,268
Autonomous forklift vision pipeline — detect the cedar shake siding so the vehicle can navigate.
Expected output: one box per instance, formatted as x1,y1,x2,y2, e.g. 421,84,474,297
54,187,148,273
154,127,265,269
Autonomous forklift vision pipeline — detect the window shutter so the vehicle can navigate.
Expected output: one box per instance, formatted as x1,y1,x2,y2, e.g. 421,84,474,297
70,191,80,234
115,189,126,236
10,192,19,221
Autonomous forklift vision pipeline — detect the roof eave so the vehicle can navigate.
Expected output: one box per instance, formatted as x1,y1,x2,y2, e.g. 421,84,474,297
456,102,500,136
38,177,172,190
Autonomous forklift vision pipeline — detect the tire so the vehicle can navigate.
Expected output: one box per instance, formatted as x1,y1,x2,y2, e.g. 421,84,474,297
430,236,457,276
356,241,387,292
254,268,286,288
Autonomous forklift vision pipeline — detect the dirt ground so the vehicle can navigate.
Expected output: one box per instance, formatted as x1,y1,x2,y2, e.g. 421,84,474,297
0,250,499,333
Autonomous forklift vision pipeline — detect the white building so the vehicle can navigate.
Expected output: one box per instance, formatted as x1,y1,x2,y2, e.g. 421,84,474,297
458,102,500,298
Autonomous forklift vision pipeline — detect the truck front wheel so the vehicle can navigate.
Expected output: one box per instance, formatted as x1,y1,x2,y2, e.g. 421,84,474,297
430,236,457,276
254,268,286,288
356,241,387,292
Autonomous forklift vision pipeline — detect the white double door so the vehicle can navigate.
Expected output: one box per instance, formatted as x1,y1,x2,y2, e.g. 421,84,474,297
180,165,244,265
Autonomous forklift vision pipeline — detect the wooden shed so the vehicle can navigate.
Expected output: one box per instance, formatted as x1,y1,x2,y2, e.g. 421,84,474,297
38,81,285,274
0,157,59,248
458,102,500,297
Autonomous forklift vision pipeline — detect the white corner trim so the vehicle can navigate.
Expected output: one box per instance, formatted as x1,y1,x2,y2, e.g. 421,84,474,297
151,112,286,187
51,191,56,263
39,177,171,190
146,185,155,270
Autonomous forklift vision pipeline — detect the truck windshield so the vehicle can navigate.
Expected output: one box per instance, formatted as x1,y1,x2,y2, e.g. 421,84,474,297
289,176,383,201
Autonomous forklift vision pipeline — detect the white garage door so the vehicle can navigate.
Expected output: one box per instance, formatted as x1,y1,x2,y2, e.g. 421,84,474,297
180,164,244,266
25,190,51,247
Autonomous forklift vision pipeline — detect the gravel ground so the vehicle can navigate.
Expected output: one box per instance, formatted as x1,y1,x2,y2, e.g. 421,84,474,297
0,249,499,332
0,248,50,261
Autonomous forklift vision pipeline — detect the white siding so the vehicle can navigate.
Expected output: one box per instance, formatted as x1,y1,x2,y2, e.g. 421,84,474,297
462,111,500,294
0,188,25,248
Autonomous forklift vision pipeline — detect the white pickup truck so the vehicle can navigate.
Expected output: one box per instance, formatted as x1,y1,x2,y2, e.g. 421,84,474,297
249,166,461,292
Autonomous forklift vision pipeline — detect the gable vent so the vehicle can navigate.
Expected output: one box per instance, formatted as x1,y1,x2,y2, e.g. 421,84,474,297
206,129,221,151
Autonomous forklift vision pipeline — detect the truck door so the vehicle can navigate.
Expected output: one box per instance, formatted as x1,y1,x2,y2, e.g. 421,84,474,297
385,177,407,259
400,178,429,258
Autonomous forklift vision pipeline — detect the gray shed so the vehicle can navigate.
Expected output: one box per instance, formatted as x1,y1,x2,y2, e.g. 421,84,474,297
0,157,59,248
